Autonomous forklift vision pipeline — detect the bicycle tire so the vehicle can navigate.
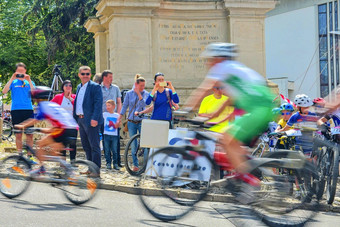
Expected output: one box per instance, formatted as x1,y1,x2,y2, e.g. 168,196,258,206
0,155,31,199
138,146,213,222
251,145,265,157
314,147,327,200
326,147,339,204
124,134,149,176
252,160,319,227
62,160,100,205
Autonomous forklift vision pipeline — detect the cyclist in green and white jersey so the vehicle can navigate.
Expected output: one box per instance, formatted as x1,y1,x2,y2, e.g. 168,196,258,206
184,43,276,191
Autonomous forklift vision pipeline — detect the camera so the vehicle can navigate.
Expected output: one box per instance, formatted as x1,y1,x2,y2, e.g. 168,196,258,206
16,74,25,78
53,64,62,75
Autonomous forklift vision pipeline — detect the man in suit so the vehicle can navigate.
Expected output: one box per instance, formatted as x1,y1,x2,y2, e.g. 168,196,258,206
74,66,103,170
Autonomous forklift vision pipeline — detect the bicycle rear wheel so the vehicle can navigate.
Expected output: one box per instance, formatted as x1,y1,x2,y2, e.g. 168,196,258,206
326,147,339,204
138,146,212,221
0,155,31,199
252,160,319,227
124,134,149,176
62,160,100,205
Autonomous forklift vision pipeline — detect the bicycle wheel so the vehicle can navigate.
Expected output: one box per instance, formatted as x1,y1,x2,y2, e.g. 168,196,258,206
252,160,319,227
313,147,327,200
0,155,31,199
2,120,13,141
251,145,265,157
124,134,149,176
326,147,339,204
138,146,212,221
62,160,100,205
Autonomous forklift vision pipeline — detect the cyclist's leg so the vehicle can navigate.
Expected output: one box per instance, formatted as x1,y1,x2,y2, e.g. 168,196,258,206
36,135,63,162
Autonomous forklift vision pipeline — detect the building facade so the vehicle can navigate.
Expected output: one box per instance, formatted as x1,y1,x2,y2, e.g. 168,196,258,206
85,0,277,100
266,0,339,100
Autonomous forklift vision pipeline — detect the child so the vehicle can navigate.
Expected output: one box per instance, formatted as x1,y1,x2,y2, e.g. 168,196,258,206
103,100,120,170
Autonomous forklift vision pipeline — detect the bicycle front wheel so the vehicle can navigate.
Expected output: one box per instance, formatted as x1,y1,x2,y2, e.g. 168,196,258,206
326,146,339,204
124,134,149,176
0,155,31,199
138,146,212,222
2,120,13,141
62,160,100,205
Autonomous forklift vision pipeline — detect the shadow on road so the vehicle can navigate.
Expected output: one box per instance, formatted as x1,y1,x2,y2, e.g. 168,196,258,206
0,198,99,212
139,219,194,227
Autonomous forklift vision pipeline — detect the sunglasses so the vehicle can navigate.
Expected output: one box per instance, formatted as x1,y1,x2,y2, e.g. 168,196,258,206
80,73,91,76
213,87,223,90
64,84,72,87
281,112,292,115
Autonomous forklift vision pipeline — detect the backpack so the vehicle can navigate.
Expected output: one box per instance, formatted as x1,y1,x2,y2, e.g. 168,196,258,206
121,89,129,104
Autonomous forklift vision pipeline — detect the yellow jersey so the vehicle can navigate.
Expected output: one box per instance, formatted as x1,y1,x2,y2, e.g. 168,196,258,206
198,94,234,133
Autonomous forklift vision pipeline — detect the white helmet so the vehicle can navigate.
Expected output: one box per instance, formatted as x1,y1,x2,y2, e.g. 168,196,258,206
294,94,313,107
200,42,238,58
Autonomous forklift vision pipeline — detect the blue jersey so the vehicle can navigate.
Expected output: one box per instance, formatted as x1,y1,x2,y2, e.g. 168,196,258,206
10,79,35,110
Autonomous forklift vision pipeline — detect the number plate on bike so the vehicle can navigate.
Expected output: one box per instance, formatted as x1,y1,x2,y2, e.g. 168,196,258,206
285,129,302,136
331,126,340,135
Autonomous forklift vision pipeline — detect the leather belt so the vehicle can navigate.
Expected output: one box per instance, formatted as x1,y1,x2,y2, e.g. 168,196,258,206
128,119,141,124
77,114,84,119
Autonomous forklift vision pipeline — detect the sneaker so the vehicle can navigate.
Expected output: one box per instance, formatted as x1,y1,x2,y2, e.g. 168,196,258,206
133,166,139,172
114,164,120,170
106,164,112,170
28,156,38,165
30,166,46,176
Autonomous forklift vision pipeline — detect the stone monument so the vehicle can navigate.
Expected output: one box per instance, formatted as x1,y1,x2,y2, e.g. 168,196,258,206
85,0,278,100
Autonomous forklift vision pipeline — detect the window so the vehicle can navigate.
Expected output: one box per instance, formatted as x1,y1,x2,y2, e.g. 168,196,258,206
319,1,340,97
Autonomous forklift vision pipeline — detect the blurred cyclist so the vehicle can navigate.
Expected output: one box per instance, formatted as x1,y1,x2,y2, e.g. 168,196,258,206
15,86,78,175
184,43,276,200
275,103,294,131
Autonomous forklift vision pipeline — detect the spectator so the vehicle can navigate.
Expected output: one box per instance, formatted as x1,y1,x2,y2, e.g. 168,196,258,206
2,62,35,156
103,100,120,170
51,80,77,164
101,70,122,167
93,73,102,84
143,72,179,128
74,66,103,170
118,75,149,171
198,86,234,133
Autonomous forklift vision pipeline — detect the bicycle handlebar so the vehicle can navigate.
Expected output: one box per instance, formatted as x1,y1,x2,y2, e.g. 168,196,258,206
13,128,42,134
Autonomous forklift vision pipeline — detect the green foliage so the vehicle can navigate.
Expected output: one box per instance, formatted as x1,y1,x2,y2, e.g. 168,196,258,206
0,0,98,96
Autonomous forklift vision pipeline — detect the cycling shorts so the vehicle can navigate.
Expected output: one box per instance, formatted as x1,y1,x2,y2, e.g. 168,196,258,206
51,129,77,147
225,86,275,144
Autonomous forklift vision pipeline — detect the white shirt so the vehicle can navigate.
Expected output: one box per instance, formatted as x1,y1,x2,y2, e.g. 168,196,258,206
76,82,89,115
103,112,119,136
60,96,73,115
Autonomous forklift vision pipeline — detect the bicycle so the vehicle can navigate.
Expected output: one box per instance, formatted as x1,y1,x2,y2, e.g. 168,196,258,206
0,128,100,205
137,114,320,227
124,113,150,176
2,119,14,142
310,125,339,204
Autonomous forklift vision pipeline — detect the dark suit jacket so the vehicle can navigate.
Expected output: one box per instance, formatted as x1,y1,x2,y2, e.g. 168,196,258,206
73,80,103,126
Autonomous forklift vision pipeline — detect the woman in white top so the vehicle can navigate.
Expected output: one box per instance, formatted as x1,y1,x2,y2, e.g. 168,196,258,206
51,80,77,163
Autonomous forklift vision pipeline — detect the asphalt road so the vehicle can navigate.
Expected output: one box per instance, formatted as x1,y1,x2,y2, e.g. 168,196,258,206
0,182,339,227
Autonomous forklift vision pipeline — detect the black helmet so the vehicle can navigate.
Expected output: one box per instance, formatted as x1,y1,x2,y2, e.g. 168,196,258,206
154,72,164,81
31,86,52,100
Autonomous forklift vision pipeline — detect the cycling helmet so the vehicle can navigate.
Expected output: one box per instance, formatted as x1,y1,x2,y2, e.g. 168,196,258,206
280,103,294,112
294,94,313,107
31,86,52,100
200,43,238,58
272,107,282,115
313,97,326,105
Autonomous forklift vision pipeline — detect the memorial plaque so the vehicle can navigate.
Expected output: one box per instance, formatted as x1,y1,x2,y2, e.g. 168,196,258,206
154,20,228,79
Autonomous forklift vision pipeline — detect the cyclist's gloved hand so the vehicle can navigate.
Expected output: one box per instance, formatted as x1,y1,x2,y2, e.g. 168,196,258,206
268,132,278,137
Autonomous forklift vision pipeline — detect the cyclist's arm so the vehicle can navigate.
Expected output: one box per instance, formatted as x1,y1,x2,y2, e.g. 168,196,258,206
317,116,328,126
138,105,153,115
184,78,218,110
276,124,291,132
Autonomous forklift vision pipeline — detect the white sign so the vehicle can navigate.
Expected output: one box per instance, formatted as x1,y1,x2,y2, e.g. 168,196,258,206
285,129,302,137
331,126,340,135
145,129,216,182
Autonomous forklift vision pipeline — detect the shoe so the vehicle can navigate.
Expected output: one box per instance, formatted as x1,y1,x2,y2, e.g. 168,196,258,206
114,164,120,170
132,166,139,172
30,166,46,176
106,164,112,170
28,156,38,165
118,164,123,168
228,173,261,205
70,159,76,166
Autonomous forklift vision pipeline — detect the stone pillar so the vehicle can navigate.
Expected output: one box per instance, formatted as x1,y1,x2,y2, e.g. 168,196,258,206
94,32,108,73
225,0,277,76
